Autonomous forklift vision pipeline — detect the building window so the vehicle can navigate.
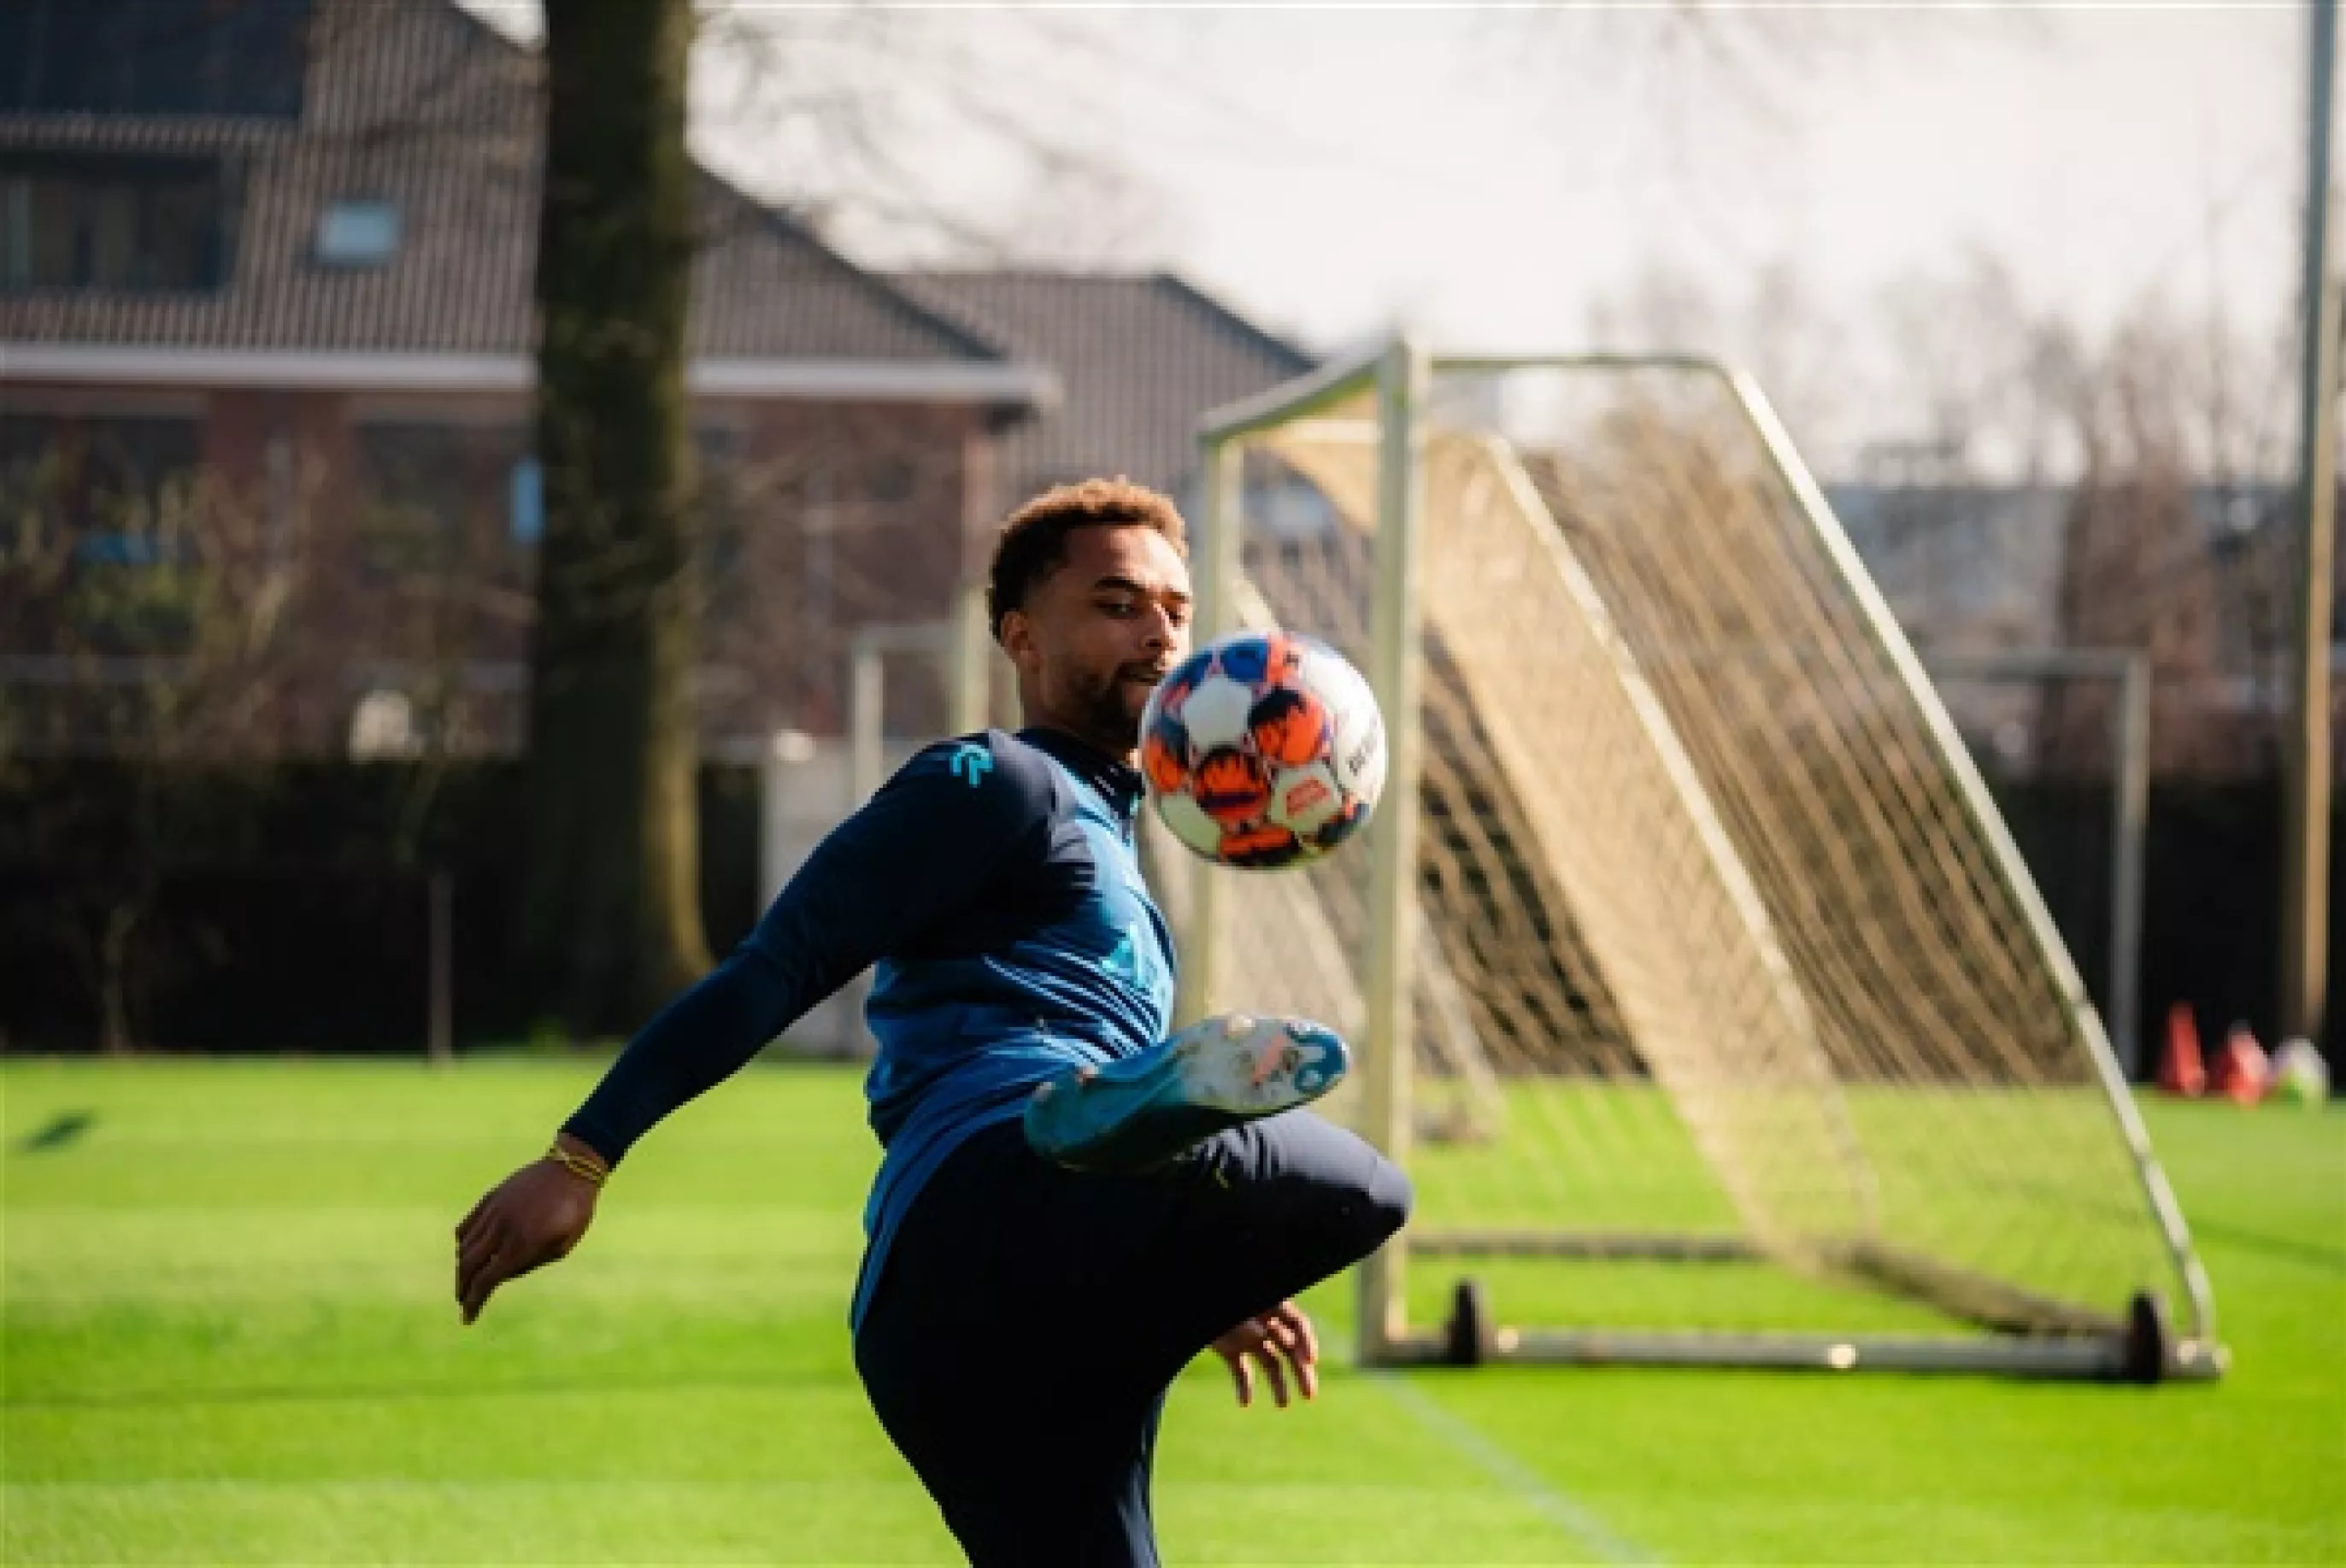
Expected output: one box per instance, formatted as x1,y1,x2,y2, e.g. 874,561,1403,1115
1,414,206,653
353,423,527,585
0,153,232,292
315,199,399,268
697,426,750,625
865,455,916,506
508,457,543,546
1,413,203,536
0,0,310,120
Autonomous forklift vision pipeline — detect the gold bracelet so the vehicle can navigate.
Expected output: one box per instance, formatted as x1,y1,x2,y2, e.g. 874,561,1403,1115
544,1144,610,1188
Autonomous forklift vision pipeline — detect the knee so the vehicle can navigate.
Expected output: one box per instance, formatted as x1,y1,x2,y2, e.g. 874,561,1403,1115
1332,1154,1413,1259
1364,1154,1414,1245
1228,1120,1415,1262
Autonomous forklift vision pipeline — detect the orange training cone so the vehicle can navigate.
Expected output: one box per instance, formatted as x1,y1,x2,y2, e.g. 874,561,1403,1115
2159,1003,2206,1097
2212,1021,2270,1106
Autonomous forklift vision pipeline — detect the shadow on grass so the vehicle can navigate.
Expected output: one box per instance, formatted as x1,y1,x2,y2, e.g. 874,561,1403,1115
3,1368,852,1412
2190,1217,2346,1276
14,1110,96,1153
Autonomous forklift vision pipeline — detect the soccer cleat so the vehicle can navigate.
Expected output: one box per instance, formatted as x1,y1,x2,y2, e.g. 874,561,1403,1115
1023,1013,1349,1172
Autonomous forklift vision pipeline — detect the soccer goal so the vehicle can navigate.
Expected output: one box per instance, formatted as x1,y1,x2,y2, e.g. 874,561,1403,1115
1173,339,2222,1382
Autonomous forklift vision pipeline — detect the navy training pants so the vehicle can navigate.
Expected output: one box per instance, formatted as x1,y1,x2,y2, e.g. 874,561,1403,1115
852,1113,1413,1567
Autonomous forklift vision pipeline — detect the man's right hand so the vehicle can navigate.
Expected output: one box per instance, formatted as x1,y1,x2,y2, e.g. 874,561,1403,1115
1211,1299,1320,1409
453,1136,603,1324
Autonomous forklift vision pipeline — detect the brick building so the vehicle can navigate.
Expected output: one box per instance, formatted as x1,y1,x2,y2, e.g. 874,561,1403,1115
1,0,1311,758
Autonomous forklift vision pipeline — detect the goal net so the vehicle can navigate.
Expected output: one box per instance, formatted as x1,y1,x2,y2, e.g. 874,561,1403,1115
1170,344,2219,1380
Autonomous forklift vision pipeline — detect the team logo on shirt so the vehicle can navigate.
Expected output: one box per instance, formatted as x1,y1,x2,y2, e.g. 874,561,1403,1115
949,743,994,789
1103,930,1141,985
1101,921,1167,1002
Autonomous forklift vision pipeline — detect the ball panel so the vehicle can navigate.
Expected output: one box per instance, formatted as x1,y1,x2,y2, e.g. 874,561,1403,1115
1181,673,1255,750
1308,645,1386,808
1141,719,1188,795
1267,761,1344,836
1250,684,1330,768
1194,747,1271,825
1214,635,1272,685
1154,789,1225,859
1154,667,1198,720
1340,713,1388,809
1220,820,1305,869
1311,799,1370,852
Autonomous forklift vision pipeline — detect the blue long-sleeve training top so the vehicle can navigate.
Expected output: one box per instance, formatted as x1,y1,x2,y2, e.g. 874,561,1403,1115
561,725,1178,1330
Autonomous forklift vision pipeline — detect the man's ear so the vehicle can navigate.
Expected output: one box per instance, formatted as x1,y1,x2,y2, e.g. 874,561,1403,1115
998,608,1040,673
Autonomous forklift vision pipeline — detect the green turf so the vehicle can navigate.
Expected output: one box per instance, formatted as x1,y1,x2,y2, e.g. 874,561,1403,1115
1396,1078,2202,1338
4,1058,2342,1565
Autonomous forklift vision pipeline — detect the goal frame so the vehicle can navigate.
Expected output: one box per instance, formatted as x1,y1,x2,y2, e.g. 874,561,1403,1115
1923,647,2152,1078
1188,338,2221,1382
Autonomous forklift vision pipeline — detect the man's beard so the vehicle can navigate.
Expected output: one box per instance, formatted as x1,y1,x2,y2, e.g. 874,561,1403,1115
1075,667,1148,751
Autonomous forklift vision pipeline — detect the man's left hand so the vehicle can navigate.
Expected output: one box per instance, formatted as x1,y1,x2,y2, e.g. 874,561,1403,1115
1210,1299,1320,1408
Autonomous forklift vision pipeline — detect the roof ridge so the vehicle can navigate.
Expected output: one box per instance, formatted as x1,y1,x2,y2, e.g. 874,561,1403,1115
714,193,1020,366
434,0,1018,367
433,0,535,63
881,267,1314,373
892,266,1161,284
1149,272,1315,373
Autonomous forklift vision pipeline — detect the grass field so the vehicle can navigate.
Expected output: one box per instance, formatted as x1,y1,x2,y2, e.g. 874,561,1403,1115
4,1058,2342,1565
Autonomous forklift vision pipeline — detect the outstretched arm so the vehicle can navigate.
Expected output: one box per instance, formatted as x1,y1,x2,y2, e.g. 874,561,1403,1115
453,733,1055,1322
453,1130,607,1324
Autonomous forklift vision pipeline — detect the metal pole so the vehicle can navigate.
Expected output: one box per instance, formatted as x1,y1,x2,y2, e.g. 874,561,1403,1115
1359,338,1426,1362
2284,0,2340,1048
1174,439,1244,1029
950,578,992,734
849,645,885,808
427,870,453,1066
1920,647,2151,1074
843,641,894,1060
2111,655,2150,1077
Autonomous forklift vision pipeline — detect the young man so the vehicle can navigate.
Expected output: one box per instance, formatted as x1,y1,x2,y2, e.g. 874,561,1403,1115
454,479,1413,1566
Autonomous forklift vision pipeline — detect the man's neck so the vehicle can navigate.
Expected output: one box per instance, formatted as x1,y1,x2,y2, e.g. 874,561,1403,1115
1024,717,1136,769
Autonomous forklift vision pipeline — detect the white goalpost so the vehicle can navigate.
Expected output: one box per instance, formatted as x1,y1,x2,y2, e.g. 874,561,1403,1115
1180,338,2222,1382
1923,648,2152,1078
759,584,997,1059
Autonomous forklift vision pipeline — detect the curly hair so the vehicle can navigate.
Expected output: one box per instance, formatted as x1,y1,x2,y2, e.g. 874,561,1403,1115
985,478,1189,640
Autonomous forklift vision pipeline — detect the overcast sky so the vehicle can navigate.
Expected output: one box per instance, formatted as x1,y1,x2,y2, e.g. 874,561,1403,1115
1067,6,2312,350
469,3,2326,461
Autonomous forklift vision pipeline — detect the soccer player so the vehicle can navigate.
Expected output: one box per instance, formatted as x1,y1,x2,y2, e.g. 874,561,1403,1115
454,478,1413,1565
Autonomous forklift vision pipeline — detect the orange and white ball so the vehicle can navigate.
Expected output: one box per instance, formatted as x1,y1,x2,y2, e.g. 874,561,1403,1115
1140,631,1386,870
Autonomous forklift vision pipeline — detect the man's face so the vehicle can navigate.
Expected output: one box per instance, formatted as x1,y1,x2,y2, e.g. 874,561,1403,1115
1002,524,1193,756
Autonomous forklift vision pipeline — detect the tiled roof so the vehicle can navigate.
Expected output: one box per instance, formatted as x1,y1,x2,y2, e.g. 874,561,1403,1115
0,0,1011,369
887,271,1315,499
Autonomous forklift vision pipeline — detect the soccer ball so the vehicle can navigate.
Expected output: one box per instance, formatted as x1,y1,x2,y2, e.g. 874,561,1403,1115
2270,1038,2330,1107
1141,630,1386,870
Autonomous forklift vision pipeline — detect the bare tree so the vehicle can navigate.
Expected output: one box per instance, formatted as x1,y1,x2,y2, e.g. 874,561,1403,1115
1585,256,1852,465
0,441,314,1052
2040,301,2296,777
520,0,709,1037
685,7,1177,267
491,1,1178,1034
1582,239,2299,786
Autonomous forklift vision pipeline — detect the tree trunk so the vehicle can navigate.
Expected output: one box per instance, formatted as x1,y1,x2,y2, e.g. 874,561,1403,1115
98,903,137,1058
521,0,709,1035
